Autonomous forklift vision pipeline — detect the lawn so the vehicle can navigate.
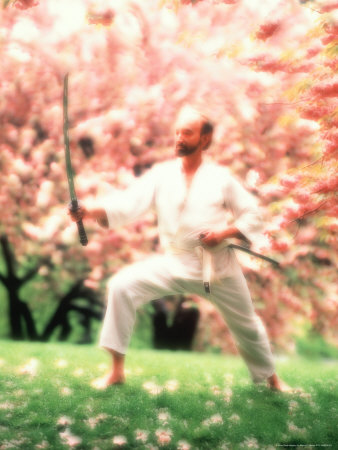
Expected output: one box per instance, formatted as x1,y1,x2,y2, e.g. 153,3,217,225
0,340,337,449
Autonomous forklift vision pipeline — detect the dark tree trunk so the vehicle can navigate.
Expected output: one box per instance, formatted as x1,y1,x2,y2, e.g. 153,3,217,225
8,292,24,340
152,296,200,351
0,234,38,340
40,281,84,341
41,281,102,342
20,300,39,340
59,317,72,341
0,234,102,343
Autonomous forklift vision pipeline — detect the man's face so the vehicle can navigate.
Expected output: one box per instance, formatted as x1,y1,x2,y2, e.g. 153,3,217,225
175,114,203,157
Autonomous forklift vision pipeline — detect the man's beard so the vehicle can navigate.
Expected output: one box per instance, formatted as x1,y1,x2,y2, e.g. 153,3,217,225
176,141,200,157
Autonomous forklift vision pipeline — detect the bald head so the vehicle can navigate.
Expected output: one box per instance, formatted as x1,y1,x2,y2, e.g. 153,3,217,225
175,105,214,157
176,106,213,150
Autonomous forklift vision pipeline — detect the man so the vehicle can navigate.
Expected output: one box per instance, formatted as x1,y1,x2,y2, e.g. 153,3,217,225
69,106,290,391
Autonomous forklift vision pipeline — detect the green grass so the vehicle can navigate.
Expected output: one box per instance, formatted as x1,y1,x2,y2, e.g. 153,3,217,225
296,334,338,360
0,341,337,449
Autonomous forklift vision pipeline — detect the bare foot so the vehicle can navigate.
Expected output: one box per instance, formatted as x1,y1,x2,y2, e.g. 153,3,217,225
267,373,293,393
91,372,125,390
105,371,126,386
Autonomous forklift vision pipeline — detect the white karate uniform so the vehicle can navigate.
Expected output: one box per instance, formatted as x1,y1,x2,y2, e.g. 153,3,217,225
99,159,275,383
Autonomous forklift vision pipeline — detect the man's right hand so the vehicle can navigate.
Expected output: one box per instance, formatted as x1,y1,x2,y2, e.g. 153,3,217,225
68,204,109,228
68,204,86,222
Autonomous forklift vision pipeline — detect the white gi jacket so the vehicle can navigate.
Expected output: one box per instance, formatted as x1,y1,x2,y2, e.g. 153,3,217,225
102,159,264,282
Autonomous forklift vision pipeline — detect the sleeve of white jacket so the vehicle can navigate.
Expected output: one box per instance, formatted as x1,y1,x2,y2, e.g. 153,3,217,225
100,167,158,229
225,175,265,247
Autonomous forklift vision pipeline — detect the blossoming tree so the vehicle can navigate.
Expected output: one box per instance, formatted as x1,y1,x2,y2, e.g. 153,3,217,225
0,0,336,350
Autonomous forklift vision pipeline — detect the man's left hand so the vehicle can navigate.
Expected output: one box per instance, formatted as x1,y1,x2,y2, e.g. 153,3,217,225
200,227,247,247
199,231,225,247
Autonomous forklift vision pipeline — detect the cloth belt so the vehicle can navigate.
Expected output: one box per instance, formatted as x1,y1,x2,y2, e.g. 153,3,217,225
195,246,212,294
169,240,279,294
168,242,228,294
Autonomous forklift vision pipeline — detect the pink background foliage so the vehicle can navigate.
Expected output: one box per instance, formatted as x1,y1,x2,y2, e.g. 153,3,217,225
0,0,337,351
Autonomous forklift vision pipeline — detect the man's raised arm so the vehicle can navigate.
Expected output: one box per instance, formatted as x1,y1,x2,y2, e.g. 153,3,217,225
68,205,109,228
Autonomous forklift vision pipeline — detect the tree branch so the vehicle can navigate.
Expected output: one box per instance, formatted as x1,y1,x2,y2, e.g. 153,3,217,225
0,234,17,280
40,280,100,341
288,200,329,224
19,300,39,340
20,266,41,286
70,305,102,320
0,272,6,286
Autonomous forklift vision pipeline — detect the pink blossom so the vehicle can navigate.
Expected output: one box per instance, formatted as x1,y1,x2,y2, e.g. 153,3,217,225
280,174,300,189
312,176,338,194
18,358,39,377
311,81,338,97
323,17,338,36
0,401,15,410
245,55,288,73
98,363,109,372
135,429,149,443
157,411,171,424
260,183,285,200
203,413,223,426
90,376,110,390
60,387,73,396
164,379,179,392
36,181,53,208
177,440,191,450
57,416,73,427
223,387,233,403
143,381,163,395
155,429,172,446
288,400,299,412
87,9,115,26
241,437,259,448
35,441,49,449
256,21,281,41
287,421,307,434
55,359,68,368
112,435,127,446
298,391,312,400
324,140,338,157
295,189,310,204
13,158,32,180
72,367,84,378
324,130,338,146
300,103,334,121
224,373,234,384
321,34,336,45
319,1,338,13
325,57,338,71
229,414,240,423
38,266,49,277
211,385,222,396
84,279,99,290
291,202,313,223
59,429,82,447
7,174,21,191
297,226,317,245
205,400,216,408
306,45,323,58
246,169,260,188
15,0,39,10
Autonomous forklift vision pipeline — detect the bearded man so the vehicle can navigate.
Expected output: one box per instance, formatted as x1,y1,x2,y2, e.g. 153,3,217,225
69,106,290,391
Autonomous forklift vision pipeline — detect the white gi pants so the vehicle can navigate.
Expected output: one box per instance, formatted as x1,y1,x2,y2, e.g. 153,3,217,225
99,254,276,383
